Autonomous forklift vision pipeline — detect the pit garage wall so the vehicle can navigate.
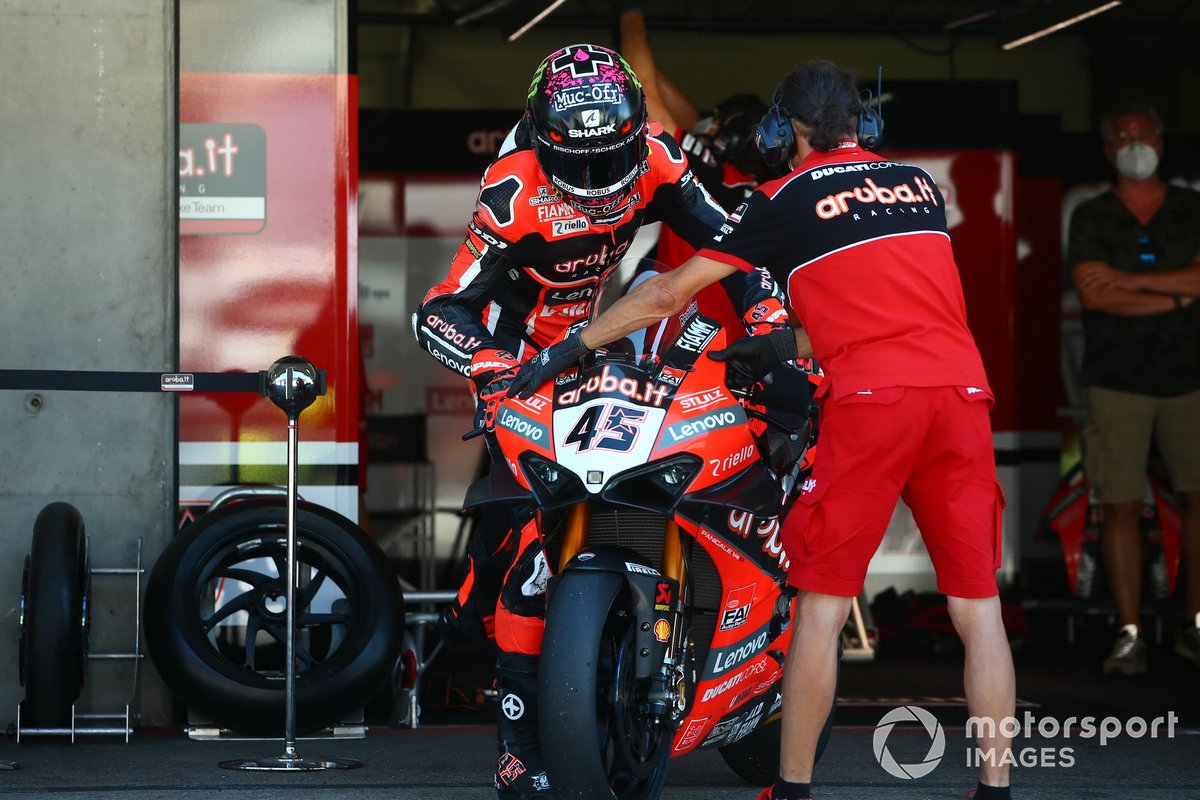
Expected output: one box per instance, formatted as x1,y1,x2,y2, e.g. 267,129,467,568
0,3,177,725
178,0,359,523
360,83,1066,594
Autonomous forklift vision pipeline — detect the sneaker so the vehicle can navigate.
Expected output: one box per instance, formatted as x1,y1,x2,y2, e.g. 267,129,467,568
1102,624,1148,675
1175,614,1200,669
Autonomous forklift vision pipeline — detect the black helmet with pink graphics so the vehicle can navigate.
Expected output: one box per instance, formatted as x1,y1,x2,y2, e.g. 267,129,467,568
526,43,648,217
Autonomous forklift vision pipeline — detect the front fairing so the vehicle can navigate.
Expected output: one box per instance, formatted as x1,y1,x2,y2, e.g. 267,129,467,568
490,298,779,517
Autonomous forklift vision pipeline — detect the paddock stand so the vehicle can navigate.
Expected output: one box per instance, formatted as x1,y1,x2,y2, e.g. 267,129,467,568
218,356,361,772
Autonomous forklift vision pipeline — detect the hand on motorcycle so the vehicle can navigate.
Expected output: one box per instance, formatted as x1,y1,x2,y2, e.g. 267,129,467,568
709,326,798,389
475,373,514,432
508,330,589,399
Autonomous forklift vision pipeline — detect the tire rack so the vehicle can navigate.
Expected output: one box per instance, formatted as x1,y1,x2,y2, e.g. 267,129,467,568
393,590,456,728
16,538,145,742
0,368,273,743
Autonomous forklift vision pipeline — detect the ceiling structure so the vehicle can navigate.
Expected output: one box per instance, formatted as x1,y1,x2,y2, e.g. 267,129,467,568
354,0,1200,42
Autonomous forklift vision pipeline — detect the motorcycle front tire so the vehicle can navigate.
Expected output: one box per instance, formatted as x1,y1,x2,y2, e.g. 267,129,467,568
539,569,671,800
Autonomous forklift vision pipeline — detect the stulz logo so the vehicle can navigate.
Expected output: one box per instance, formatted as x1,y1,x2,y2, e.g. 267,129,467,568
677,388,725,414
814,174,939,220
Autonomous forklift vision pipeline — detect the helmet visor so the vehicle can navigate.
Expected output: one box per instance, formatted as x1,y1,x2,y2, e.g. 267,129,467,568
534,124,645,214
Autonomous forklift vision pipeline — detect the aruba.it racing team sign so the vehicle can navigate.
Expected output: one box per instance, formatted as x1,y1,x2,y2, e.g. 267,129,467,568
179,123,267,234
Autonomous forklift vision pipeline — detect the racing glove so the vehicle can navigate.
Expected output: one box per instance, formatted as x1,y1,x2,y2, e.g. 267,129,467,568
741,296,790,337
475,376,514,432
469,348,520,394
508,330,589,400
709,327,797,390
470,349,519,431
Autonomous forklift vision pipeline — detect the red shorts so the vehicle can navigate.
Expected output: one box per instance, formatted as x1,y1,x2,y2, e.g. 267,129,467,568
782,385,1004,599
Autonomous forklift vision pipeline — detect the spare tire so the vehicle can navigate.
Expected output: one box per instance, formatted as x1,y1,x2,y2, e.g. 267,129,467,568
144,499,404,736
20,502,90,729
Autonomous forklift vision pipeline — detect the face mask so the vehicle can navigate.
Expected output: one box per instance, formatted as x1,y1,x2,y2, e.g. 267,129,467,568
1114,141,1159,181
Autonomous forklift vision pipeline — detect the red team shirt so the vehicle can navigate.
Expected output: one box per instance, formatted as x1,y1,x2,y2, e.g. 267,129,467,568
698,144,1002,598
698,144,990,401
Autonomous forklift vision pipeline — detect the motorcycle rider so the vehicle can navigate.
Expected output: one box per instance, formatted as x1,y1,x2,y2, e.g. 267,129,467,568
413,42,788,800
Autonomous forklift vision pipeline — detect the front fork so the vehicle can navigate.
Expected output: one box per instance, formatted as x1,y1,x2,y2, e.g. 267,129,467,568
556,503,692,721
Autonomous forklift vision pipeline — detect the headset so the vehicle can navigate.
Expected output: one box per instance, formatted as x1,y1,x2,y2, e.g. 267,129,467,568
858,65,885,150
754,65,885,167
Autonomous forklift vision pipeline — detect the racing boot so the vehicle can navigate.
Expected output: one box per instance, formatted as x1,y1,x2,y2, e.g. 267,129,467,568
494,652,553,799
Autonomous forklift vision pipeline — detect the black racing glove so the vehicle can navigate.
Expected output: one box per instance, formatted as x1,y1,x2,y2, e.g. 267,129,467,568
508,330,589,399
709,327,797,390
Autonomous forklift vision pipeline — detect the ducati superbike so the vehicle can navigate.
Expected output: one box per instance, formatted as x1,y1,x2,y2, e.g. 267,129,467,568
465,285,832,799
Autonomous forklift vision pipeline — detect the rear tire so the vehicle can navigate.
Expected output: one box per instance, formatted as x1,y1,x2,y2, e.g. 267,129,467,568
539,569,671,800
20,502,89,729
718,643,840,785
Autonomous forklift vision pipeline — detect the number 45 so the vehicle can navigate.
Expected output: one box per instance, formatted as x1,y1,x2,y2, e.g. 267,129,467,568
563,403,647,453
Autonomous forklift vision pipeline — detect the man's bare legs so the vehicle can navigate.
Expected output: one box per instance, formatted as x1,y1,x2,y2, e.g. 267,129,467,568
777,592,851,783
947,595,1016,788
776,592,1015,791
1101,500,1145,629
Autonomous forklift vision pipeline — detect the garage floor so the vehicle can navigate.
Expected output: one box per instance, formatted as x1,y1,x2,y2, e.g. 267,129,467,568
1,608,1196,799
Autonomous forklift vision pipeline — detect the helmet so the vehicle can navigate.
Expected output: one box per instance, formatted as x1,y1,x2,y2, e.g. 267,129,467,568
708,93,773,181
526,43,647,217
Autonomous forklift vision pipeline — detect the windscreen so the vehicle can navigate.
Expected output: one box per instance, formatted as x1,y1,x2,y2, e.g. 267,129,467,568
589,258,690,362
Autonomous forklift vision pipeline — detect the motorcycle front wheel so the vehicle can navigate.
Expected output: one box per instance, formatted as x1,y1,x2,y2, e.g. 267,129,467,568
540,569,671,800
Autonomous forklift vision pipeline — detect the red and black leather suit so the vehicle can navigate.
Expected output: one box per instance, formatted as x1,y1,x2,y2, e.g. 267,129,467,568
415,117,787,659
